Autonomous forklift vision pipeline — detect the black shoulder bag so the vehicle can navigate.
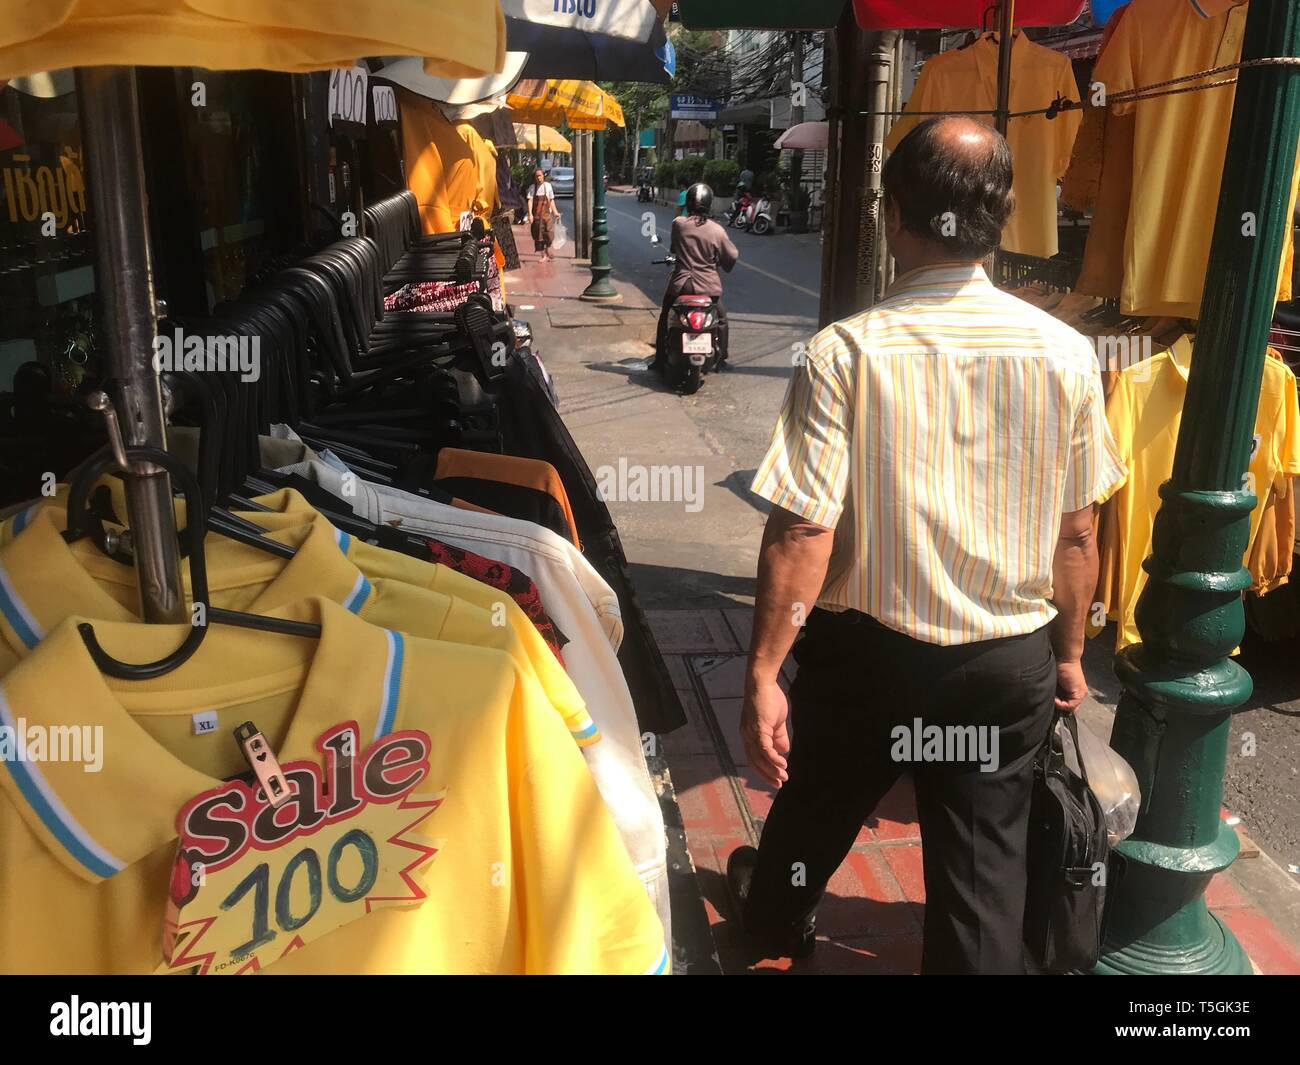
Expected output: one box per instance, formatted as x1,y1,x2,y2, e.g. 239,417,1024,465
1023,710,1113,973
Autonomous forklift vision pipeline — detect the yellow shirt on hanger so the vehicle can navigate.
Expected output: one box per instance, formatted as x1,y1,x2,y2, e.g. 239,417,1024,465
399,88,481,235
0,0,505,80
1092,0,1298,318
0,504,598,747
885,33,1082,258
1099,337,1300,650
0,598,667,974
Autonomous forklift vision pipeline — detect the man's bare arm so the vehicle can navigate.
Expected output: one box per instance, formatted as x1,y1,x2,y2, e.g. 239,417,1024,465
743,505,835,785
1050,505,1097,712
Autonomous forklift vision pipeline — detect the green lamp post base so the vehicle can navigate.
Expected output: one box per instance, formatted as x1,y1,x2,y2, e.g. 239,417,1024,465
581,129,622,304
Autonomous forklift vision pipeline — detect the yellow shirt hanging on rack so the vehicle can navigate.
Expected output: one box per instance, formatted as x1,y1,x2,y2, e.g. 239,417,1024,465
398,88,481,236
0,1,504,80
885,33,1082,258
1092,0,1299,318
0,598,666,974
0,502,598,747
1097,337,1300,650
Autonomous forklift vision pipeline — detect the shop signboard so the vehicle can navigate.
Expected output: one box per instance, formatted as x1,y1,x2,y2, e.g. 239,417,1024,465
328,65,369,138
670,95,719,121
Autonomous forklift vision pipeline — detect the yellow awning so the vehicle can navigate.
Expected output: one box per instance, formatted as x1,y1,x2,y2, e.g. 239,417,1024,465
0,0,506,79
513,124,572,153
507,80,624,131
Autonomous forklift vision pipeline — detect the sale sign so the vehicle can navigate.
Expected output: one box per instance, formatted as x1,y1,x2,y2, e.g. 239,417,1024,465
159,722,445,975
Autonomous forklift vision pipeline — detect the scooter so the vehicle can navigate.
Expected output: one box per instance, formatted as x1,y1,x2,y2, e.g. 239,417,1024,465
636,171,654,203
728,184,752,228
652,245,726,396
743,194,774,235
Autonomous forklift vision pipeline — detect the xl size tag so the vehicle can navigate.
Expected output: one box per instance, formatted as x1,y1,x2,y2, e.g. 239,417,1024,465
159,721,444,975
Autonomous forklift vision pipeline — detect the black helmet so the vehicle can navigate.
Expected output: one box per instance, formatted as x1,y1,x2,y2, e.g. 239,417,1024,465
684,182,713,217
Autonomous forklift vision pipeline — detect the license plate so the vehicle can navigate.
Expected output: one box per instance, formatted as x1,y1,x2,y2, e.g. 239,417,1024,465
682,333,712,354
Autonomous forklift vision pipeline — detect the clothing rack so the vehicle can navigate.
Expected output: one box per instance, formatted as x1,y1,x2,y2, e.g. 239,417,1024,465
74,67,186,622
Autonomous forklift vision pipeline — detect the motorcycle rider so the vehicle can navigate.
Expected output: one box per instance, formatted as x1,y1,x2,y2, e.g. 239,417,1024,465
653,182,739,374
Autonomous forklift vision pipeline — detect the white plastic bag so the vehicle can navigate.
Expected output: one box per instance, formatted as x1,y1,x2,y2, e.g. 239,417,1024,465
552,219,568,251
1057,715,1141,845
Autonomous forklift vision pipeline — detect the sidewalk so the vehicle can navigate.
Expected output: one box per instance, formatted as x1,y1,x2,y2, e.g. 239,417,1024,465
504,233,1300,976
647,604,1300,975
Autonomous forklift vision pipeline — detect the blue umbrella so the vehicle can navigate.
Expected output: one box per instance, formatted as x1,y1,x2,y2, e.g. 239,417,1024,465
509,15,675,84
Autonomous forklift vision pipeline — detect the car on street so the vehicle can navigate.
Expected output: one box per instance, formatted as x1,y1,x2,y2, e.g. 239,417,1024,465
548,165,575,197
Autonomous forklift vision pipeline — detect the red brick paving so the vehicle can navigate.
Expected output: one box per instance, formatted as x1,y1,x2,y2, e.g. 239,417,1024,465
654,608,1300,975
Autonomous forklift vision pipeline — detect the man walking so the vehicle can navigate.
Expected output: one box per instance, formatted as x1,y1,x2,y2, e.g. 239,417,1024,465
729,116,1125,974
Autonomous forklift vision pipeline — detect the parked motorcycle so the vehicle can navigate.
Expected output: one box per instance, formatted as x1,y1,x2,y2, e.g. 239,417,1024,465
728,184,752,228
744,194,774,236
652,246,726,396
636,169,654,203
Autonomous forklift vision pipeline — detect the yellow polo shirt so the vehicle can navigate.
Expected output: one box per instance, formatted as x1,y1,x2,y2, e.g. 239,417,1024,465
399,88,481,235
886,32,1081,258
0,597,666,973
1092,0,1298,318
0,499,597,746
0,1,505,80
1098,337,1300,650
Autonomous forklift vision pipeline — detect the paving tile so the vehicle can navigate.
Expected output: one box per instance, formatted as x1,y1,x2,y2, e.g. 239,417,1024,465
668,754,745,839
657,688,717,759
737,763,778,821
662,653,695,692
812,933,924,975
708,696,749,767
815,849,921,938
1205,871,1248,910
867,776,921,842
645,609,738,653
1216,908,1300,975
880,841,927,906
723,608,753,648
694,653,749,699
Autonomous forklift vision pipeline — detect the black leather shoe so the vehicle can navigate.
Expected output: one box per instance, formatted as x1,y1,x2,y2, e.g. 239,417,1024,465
726,845,816,961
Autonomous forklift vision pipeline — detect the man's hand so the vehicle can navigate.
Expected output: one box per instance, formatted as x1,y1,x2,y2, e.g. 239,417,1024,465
1055,658,1089,713
741,676,790,787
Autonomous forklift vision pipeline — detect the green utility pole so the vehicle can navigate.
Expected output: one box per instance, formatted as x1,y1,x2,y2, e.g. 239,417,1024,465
1096,0,1300,976
581,128,621,302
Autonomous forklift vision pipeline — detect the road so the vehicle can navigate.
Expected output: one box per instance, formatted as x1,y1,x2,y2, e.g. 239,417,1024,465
525,191,822,609
522,192,1300,873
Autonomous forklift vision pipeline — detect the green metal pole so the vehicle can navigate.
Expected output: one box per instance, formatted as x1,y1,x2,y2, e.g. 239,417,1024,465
1095,0,1300,976
581,128,621,302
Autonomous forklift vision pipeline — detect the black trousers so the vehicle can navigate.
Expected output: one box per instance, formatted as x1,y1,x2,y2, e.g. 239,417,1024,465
654,288,728,365
743,608,1056,974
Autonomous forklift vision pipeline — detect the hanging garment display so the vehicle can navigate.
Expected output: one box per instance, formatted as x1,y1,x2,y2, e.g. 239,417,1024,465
1090,0,1298,317
1060,2,1134,300
0,595,666,975
0,1,505,80
398,88,482,234
0,486,672,951
885,32,1082,258
1091,337,1300,650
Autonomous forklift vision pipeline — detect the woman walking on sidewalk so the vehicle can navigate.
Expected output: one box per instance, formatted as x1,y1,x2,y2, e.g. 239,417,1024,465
528,168,557,260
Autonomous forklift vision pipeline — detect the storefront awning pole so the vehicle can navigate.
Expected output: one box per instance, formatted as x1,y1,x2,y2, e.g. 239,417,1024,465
75,67,186,624
1097,0,1300,976
993,0,1015,137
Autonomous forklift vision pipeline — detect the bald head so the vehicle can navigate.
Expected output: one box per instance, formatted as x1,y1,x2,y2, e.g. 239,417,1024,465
882,114,1014,260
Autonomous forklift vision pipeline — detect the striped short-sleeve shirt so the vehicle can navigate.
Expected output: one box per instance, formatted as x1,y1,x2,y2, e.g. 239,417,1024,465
752,263,1126,646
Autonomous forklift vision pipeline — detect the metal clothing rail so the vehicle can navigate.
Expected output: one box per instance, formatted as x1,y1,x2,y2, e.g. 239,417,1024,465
74,68,187,623
856,53,1300,120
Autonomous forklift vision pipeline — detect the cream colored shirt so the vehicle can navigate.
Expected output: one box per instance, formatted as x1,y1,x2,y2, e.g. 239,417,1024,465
752,263,1127,646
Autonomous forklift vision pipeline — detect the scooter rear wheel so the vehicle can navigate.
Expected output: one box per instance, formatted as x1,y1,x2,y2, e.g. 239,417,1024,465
752,216,771,236
679,365,703,395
